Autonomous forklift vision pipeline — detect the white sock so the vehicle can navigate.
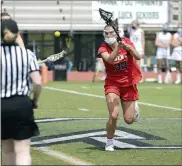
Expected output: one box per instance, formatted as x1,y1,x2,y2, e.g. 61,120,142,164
135,102,139,110
176,73,181,81
165,71,172,83
107,137,113,141
106,138,114,148
158,74,162,80
107,137,113,143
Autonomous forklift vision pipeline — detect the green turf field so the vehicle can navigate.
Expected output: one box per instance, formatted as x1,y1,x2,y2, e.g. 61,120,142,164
31,82,182,165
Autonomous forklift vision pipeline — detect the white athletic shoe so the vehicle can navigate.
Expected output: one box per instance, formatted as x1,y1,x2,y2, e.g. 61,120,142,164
105,138,114,152
134,102,140,122
175,79,181,84
164,72,172,84
158,75,162,84
175,74,181,84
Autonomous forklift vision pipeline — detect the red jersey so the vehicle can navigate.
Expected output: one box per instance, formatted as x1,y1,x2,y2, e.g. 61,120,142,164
98,37,142,87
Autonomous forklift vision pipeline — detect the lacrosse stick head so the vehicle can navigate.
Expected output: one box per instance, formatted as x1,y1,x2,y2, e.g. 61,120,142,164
99,8,119,32
99,8,113,25
47,50,67,62
99,8,121,41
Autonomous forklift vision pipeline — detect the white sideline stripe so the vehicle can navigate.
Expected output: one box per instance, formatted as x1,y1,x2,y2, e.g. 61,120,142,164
35,117,182,123
35,117,108,122
138,102,182,111
118,147,182,149
44,86,182,111
36,147,92,165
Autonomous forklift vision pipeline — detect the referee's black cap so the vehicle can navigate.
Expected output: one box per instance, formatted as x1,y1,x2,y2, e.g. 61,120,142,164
1,19,19,37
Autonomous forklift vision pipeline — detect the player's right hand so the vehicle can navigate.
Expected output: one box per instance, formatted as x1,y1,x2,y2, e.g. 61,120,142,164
117,41,122,49
118,41,132,51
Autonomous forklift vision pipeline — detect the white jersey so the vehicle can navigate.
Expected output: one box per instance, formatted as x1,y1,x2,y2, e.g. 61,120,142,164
171,33,182,61
173,33,182,51
95,58,105,72
130,28,143,54
156,32,172,57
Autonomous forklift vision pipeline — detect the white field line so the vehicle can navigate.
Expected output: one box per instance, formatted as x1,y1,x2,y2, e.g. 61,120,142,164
89,137,182,149
44,86,182,111
36,147,93,165
35,117,108,123
83,86,179,89
118,146,182,149
78,108,89,111
117,147,182,149
35,117,182,123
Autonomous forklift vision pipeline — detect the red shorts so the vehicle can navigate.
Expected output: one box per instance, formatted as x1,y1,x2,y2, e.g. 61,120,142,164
104,83,139,101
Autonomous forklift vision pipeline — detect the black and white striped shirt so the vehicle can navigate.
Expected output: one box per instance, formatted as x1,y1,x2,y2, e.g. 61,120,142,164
1,44,39,98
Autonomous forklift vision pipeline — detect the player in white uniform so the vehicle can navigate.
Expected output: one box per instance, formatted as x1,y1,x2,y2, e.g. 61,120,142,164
155,24,172,84
92,58,106,82
171,26,182,84
129,20,145,83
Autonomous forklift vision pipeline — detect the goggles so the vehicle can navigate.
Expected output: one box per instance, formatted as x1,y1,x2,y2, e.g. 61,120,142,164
103,30,116,36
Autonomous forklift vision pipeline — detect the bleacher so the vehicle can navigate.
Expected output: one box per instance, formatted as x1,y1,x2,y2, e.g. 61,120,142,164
1,0,94,31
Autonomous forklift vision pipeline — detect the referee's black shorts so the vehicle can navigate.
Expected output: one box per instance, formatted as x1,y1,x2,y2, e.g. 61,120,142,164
1,95,40,140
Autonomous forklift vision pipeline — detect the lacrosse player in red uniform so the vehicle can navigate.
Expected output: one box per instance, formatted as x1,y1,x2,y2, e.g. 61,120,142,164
98,24,142,151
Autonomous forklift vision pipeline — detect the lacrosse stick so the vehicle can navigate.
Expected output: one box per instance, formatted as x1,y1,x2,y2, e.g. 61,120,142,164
99,8,121,41
38,50,67,64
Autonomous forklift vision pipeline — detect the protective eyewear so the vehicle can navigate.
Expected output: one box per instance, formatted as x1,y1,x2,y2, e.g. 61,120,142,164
103,30,116,35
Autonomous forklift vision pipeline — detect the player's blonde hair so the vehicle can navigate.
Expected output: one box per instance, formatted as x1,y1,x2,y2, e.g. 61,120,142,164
3,29,17,43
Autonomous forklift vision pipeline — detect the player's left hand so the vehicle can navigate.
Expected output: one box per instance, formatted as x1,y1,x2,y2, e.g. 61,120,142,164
119,41,132,51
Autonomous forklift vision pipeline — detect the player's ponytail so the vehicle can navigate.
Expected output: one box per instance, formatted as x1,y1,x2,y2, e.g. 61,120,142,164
1,19,18,44
3,29,17,43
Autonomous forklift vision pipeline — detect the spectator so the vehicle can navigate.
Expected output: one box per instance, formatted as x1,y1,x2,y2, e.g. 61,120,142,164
92,58,106,82
155,24,172,84
171,24,182,84
129,20,145,83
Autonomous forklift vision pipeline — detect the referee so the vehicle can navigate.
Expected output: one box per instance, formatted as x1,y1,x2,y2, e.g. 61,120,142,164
1,19,42,165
